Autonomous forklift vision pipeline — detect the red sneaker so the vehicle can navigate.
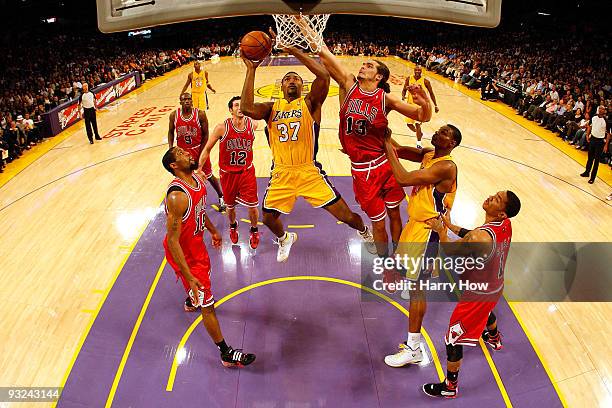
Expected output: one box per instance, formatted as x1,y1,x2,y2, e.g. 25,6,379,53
229,226,239,244
249,231,260,249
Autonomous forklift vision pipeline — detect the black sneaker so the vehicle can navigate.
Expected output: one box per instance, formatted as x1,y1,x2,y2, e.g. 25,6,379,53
221,347,256,367
422,381,458,399
580,172,589,177
482,330,503,350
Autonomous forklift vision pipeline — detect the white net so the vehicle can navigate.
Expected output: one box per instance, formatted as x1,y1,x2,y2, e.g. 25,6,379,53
272,14,330,53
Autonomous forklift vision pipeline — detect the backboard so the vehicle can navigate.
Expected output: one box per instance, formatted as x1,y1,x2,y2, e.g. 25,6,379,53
97,0,502,33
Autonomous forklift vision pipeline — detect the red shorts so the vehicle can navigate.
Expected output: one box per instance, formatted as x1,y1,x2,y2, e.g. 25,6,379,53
184,146,213,179
219,165,258,209
163,239,214,307
445,300,498,347
351,157,405,222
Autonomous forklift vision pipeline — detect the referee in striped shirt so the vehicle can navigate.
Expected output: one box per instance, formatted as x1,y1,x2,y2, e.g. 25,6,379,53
79,83,102,144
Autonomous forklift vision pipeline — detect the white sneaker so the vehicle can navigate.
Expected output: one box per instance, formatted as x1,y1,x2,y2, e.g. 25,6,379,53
384,343,423,367
276,232,297,263
400,287,411,300
607,193,612,201
359,226,377,254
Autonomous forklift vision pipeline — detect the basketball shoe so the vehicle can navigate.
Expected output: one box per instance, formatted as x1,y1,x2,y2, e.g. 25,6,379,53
249,230,260,249
221,347,256,367
229,225,239,244
384,342,423,367
422,381,458,399
482,330,503,350
276,232,297,262
358,225,377,254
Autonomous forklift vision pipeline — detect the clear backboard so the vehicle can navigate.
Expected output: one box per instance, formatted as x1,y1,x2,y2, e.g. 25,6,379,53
97,0,502,33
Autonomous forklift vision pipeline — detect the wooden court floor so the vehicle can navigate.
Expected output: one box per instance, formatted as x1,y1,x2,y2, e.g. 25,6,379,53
0,57,610,407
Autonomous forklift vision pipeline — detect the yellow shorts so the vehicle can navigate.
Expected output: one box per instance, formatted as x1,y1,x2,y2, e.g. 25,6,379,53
263,162,340,214
192,92,207,110
395,217,442,280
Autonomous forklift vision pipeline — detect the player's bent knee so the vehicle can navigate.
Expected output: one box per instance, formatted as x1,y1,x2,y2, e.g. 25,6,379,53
446,344,463,362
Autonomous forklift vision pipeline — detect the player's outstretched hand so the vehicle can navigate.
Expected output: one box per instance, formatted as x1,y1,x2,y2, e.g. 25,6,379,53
241,50,263,70
211,230,222,249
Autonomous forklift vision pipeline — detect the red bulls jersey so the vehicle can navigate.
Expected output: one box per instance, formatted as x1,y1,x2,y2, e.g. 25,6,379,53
219,118,255,172
339,82,388,163
464,218,513,296
174,108,202,152
163,173,208,265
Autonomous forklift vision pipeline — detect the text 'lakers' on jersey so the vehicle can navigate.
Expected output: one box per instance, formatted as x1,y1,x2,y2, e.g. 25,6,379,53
408,151,457,221
191,70,206,94
266,97,318,166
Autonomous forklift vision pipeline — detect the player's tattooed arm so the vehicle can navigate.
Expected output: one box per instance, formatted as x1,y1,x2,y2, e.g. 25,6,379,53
165,191,195,281
168,111,176,148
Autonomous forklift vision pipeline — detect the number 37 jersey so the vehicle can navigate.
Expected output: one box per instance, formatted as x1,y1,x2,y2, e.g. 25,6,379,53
339,82,388,163
266,97,318,166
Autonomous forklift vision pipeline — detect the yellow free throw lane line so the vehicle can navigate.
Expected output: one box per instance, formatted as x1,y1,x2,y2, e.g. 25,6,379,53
165,275,445,392
287,224,315,229
479,339,513,407
104,258,167,408
507,302,568,408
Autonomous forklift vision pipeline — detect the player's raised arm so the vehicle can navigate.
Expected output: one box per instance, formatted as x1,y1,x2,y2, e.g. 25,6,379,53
199,123,224,170
180,72,192,95
386,85,432,122
293,17,354,93
384,137,455,187
283,46,330,112
239,55,274,121
168,110,176,148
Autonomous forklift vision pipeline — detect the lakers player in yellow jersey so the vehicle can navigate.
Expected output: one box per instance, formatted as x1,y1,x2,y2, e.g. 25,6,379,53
402,65,439,148
181,60,216,110
382,124,461,367
240,40,375,263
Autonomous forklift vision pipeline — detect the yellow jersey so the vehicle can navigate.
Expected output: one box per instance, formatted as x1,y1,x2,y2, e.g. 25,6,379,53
191,70,206,94
407,152,456,222
406,75,426,104
267,97,318,166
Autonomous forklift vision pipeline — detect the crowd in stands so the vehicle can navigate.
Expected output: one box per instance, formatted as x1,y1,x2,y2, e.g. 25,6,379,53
1,17,610,175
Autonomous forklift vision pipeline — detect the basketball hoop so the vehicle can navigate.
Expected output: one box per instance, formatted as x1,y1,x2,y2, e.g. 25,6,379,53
272,14,330,53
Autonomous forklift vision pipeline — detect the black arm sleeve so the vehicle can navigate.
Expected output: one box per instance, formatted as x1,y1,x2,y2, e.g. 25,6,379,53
458,228,471,238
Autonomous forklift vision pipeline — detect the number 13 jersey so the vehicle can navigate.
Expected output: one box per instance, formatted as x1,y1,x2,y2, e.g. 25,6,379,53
339,82,388,163
266,97,318,166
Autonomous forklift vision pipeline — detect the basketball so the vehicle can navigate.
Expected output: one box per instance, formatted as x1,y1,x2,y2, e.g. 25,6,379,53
240,31,273,61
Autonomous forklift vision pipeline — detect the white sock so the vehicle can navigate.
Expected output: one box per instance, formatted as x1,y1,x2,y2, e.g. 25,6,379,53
416,141,422,147
407,332,421,350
